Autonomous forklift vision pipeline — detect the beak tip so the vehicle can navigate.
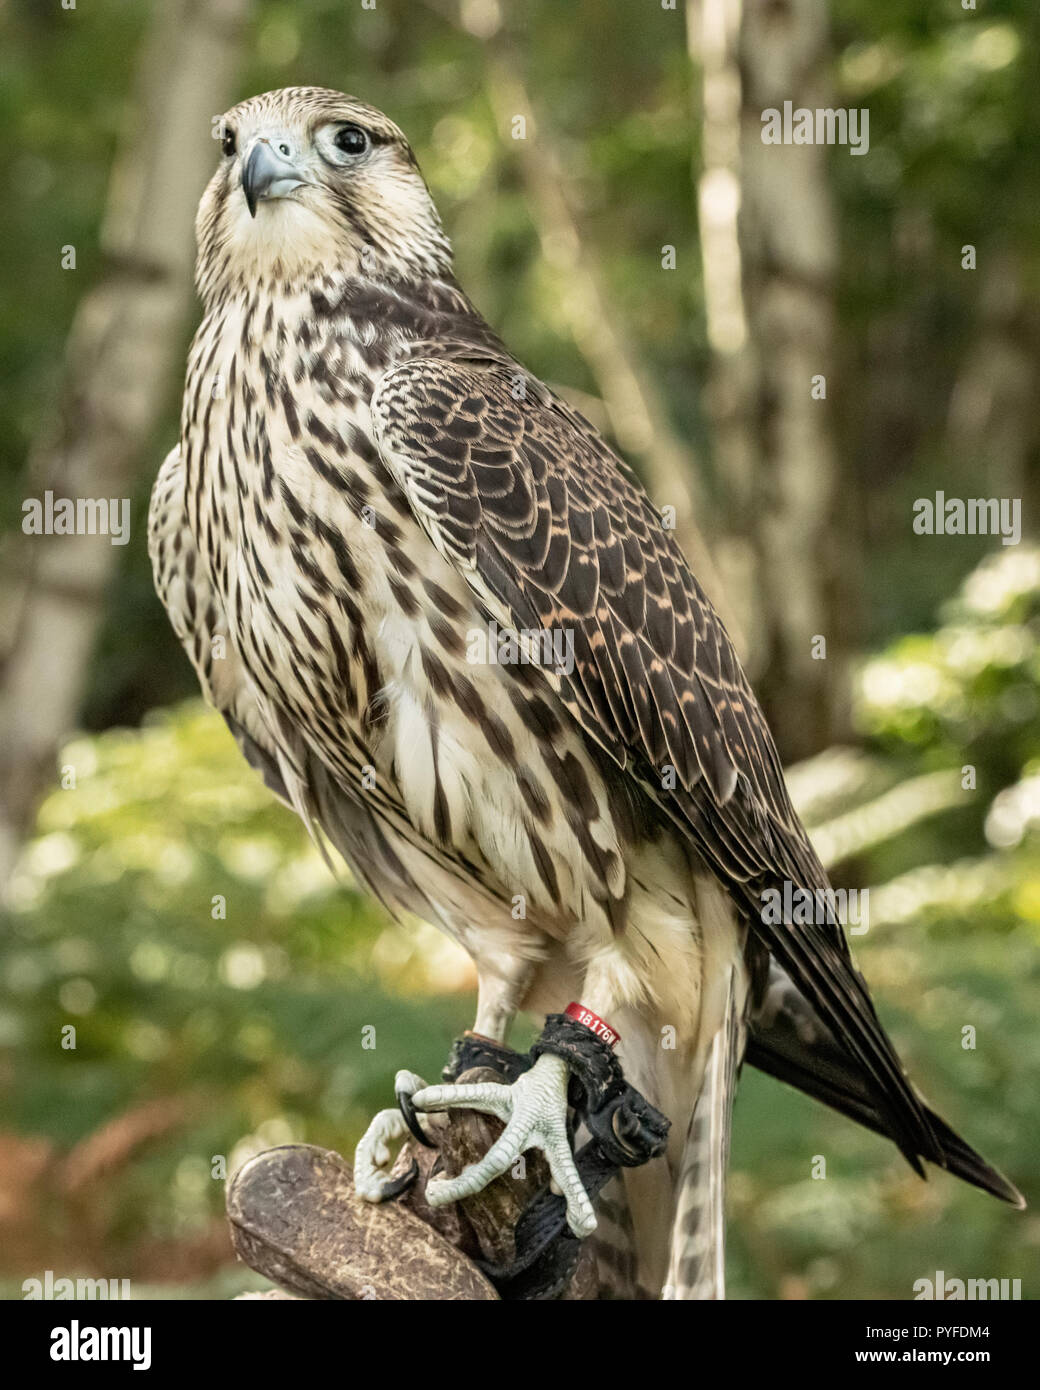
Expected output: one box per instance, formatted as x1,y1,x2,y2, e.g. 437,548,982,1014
241,139,303,220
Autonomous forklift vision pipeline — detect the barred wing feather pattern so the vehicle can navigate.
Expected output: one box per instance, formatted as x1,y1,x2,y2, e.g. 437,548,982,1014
372,351,949,1175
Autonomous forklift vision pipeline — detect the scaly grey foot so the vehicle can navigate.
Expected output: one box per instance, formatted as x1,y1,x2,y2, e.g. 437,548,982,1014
412,1052,596,1237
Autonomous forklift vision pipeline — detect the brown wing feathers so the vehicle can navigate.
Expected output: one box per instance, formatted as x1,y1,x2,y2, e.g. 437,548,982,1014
373,353,946,1171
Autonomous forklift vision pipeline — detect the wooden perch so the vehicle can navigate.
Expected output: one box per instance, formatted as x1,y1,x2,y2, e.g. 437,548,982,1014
227,1142,499,1300
226,1067,601,1300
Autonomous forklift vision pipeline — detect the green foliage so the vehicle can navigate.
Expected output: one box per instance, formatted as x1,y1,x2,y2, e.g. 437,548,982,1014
859,548,1040,782
1,705,471,1277
727,549,1040,1298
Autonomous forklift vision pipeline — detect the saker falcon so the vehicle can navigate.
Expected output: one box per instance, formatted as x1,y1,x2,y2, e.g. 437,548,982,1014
149,87,1023,1299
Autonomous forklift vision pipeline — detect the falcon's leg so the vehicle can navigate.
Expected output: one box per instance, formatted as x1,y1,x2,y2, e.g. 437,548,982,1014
412,1050,596,1237
409,976,636,1240
353,964,534,1204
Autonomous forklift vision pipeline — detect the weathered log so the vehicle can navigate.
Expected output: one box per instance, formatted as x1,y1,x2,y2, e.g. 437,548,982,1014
226,1066,601,1299
227,1143,498,1301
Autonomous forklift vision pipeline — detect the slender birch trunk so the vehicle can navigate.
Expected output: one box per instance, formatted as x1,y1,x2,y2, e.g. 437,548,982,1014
946,251,1037,509
0,0,255,892
690,0,851,758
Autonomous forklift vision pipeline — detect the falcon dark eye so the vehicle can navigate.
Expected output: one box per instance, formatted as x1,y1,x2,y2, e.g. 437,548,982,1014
334,124,369,156
221,126,236,157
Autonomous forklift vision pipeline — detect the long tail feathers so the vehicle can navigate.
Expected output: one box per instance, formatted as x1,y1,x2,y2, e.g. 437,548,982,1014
747,963,1025,1209
663,967,744,1298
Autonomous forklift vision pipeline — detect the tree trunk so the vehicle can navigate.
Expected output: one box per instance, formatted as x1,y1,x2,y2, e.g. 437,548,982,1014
0,0,255,893
946,250,1038,510
689,0,852,759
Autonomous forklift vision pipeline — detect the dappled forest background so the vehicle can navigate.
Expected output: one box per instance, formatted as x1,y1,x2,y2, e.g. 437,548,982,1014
0,0,1038,1299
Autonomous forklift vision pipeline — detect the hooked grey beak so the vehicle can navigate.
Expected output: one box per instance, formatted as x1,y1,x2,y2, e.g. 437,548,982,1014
242,139,307,217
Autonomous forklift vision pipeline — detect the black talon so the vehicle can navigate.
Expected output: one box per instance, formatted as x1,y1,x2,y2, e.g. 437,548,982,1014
396,1085,437,1148
377,1157,420,1200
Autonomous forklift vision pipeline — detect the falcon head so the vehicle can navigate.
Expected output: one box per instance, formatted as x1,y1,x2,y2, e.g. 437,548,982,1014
195,87,453,300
